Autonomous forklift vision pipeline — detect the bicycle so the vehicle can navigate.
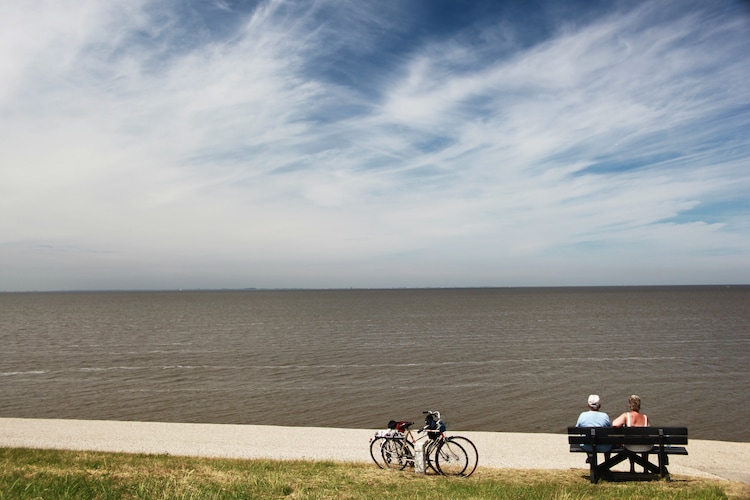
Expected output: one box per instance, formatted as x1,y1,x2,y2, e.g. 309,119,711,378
421,411,479,477
369,420,414,470
369,411,478,477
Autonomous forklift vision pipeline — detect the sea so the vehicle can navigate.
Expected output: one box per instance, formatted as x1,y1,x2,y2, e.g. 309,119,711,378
1,286,748,442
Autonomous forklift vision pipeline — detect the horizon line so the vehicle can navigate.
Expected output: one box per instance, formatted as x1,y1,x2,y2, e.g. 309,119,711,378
2,284,748,294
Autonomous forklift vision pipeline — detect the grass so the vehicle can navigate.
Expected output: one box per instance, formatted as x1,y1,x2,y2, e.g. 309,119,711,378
1,447,748,499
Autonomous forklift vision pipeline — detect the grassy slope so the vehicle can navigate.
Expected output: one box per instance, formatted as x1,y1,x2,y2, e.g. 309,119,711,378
1,447,748,499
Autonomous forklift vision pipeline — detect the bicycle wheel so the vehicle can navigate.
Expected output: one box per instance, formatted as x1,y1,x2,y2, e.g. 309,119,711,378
369,436,388,469
445,436,478,477
435,439,469,476
424,439,441,474
381,438,414,470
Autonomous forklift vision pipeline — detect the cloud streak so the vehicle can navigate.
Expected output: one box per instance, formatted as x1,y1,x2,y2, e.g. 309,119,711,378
1,0,749,290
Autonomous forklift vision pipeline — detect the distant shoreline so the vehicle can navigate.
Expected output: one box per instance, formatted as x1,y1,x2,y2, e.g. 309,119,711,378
3,284,749,294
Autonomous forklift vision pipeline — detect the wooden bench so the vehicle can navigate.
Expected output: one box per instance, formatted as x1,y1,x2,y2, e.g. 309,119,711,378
568,426,688,483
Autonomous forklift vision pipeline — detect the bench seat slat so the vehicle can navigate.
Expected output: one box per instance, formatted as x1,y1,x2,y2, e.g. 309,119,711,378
569,444,688,455
568,436,688,445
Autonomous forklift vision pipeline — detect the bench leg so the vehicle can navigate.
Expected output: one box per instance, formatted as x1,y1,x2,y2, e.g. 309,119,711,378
659,451,672,481
628,452,674,480
590,452,628,483
587,453,598,483
629,452,647,473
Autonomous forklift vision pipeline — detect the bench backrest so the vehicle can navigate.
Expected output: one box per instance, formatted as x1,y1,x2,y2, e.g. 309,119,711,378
568,426,688,446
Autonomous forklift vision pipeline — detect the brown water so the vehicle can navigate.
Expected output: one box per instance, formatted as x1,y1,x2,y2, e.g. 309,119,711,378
1,286,748,441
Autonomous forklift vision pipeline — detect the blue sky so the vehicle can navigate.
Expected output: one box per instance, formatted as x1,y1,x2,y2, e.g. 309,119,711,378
1,0,749,291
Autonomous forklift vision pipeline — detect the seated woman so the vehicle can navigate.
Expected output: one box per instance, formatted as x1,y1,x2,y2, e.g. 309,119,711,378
612,394,650,472
612,394,649,429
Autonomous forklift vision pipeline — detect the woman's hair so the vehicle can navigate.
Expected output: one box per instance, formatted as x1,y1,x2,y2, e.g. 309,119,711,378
628,394,642,412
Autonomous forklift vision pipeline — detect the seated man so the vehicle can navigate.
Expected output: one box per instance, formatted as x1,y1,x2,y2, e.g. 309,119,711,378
576,394,612,455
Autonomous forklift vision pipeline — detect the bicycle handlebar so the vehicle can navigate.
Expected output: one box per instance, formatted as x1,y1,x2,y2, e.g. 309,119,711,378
423,410,441,419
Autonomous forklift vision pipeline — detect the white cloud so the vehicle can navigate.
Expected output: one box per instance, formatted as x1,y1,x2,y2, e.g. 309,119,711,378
1,0,749,290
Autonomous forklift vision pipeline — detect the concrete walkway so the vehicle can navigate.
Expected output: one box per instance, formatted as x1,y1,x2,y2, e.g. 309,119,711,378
1,418,748,485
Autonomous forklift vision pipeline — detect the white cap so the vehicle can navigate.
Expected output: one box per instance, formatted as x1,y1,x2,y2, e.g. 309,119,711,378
588,394,601,408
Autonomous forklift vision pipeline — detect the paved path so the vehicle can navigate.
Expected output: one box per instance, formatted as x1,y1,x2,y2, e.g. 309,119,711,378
1,418,748,485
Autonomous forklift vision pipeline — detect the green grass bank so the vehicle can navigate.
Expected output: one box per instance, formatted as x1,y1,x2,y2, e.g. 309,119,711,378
1,447,748,499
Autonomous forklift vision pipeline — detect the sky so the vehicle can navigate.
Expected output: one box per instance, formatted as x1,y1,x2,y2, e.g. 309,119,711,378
1,0,749,291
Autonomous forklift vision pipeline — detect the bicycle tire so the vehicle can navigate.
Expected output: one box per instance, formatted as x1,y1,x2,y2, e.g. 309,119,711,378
444,436,478,477
423,438,441,474
435,438,469,476
381,438,414,470
369,436,388,469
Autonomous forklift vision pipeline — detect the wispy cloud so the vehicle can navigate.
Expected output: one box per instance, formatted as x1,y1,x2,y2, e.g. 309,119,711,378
1,0,748,290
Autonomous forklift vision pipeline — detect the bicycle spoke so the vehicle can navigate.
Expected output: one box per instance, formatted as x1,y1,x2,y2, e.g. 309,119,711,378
435,439,469,476
424,438,441,474
445,436,478,477
381,438,413,470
